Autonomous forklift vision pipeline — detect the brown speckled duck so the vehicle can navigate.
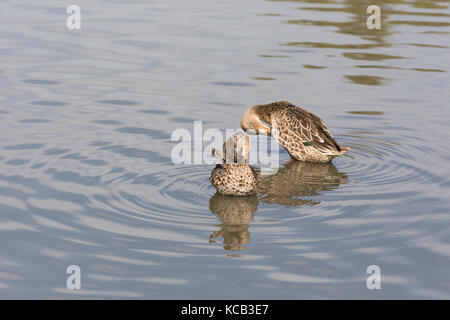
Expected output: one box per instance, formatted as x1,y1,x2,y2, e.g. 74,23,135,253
240,101,350,163
210,133,257,196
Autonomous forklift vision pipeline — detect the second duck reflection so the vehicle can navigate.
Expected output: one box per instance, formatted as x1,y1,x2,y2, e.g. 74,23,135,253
209,161,348,253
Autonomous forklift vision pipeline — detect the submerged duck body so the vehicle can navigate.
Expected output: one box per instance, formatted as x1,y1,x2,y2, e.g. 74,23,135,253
210,133,257,196
240,101,349,163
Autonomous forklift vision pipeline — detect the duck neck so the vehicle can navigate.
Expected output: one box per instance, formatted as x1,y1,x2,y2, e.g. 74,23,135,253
254,105,272,123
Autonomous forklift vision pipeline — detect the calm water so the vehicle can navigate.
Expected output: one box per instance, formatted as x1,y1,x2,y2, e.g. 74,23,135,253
1,0,449,299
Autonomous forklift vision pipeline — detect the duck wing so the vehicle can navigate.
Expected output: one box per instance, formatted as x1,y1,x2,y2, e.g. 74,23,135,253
271,106,343,158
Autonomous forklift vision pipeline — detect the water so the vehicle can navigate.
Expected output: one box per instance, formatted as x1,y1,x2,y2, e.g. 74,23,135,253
0,0,449,299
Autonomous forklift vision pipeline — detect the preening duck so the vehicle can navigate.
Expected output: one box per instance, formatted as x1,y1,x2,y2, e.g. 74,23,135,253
210,133,257,196
240,101,349,163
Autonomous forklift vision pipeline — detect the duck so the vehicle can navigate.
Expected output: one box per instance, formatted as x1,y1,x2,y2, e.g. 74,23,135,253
210,133,257,196
240,101,350,163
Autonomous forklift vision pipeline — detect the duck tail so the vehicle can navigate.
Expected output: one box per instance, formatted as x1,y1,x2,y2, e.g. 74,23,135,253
340,146,350,153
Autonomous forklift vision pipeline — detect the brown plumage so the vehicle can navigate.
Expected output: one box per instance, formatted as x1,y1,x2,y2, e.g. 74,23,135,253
240,101,350,162
210,133,257,196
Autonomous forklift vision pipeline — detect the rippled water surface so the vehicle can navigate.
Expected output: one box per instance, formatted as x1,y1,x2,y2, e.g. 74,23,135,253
1,0,450,299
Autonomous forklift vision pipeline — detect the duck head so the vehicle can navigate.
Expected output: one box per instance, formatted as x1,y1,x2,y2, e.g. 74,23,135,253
240,105,271,135
212,133,250,164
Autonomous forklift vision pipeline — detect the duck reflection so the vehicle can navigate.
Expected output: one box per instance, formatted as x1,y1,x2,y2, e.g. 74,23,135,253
209,161,348,252
258,161,348,206
209,194,258,252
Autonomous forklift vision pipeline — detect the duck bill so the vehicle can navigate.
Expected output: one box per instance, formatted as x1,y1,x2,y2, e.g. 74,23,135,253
259,127,271,136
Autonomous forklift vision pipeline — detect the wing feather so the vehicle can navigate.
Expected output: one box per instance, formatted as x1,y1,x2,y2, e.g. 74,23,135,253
270,105,344,159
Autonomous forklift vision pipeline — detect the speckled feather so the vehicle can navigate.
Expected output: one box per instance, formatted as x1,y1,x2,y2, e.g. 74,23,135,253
210,164,257,196
255,101,349,162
